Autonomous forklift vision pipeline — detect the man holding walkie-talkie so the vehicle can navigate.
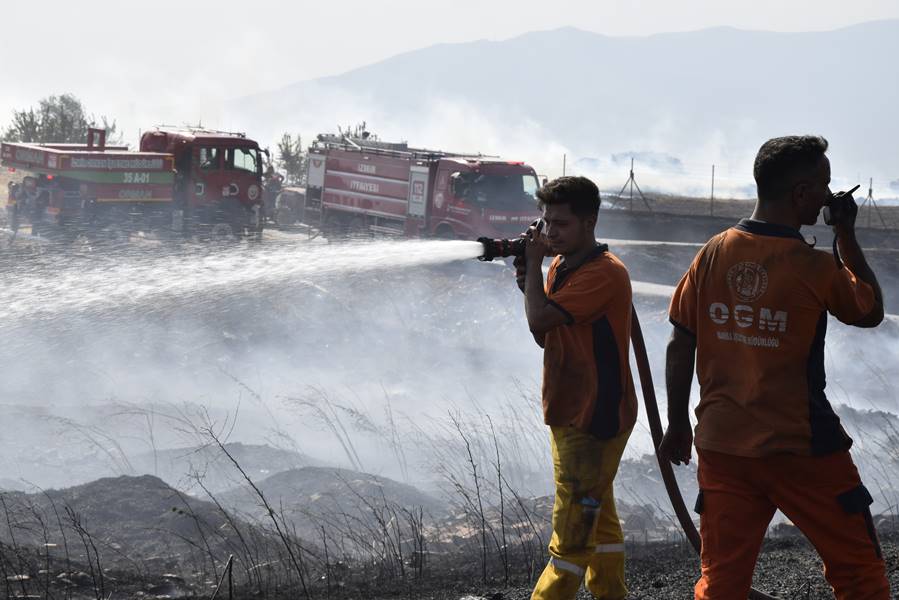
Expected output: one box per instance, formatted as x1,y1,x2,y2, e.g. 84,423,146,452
660,136,890,599
513,176,637,600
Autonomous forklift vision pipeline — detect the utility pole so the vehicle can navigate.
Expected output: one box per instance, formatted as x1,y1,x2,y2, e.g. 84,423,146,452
867,177,872,228
562,153,567,176
616,157,651,212
710,164,715,216
859,177,887,228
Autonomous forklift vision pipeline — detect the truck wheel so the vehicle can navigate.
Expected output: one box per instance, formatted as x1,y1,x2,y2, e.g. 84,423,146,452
69,231,95,253
210,222,236,241
103,225,130,247
322,213,347,241
250,221,264,243
275,206,294,229
348,216,368,239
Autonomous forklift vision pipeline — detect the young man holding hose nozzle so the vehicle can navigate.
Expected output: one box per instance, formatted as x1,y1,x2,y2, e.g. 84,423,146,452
659,136,891,599
514,176,638,600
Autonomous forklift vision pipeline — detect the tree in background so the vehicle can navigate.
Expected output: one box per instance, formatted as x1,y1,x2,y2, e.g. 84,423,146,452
277,133,306,185
2,93,121,144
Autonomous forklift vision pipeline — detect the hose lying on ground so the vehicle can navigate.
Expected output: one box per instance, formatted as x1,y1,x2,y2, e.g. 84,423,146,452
630,309,777,600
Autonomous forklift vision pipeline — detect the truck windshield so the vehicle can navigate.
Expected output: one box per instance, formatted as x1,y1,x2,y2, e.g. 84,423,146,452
226,147,260,174
465,173,539,211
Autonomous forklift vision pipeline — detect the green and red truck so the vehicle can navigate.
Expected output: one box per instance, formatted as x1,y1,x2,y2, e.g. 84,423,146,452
2,127,266,241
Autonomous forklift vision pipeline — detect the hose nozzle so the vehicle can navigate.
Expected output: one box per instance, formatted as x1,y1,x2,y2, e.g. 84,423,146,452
476,219,543,261
477,237,525,261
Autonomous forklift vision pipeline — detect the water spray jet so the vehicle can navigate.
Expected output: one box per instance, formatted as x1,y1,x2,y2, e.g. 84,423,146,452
0,239,486,323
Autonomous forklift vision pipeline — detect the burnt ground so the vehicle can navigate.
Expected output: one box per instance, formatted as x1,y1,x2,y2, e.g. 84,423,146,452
2,529,895,599
355,532,899,600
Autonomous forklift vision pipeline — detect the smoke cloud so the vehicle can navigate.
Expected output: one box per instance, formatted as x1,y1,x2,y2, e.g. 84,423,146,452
1,235,896,511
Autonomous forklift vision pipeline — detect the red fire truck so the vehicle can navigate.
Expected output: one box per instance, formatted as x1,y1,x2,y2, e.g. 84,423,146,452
2,127,265,241
303,134,541,238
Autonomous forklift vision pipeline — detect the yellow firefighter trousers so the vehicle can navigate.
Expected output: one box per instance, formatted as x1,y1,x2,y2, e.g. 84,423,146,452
532,426,631,600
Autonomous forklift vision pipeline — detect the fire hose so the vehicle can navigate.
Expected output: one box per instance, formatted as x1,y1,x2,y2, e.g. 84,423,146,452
629,310,776,600
478,236,776,599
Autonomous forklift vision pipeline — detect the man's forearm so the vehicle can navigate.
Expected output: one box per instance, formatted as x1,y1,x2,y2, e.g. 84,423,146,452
665,331,696,427
838,231,883,304
524,259,547,328
837,230,884,325
523,253,570,334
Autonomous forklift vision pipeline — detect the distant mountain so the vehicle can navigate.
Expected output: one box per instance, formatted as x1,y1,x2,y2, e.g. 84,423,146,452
222,466,443,512
131,441,323,494
228,21,899,194
220,466,443,539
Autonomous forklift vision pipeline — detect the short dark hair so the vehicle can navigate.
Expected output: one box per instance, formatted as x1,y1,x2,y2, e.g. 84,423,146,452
753,135,829,200
536,176,600,218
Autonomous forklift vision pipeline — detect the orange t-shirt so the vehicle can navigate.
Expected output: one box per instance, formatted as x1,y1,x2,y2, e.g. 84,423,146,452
669,219,875,457
542,245,638,439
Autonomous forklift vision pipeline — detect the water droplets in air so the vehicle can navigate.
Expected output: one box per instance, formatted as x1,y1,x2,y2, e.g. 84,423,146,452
0,239,484,324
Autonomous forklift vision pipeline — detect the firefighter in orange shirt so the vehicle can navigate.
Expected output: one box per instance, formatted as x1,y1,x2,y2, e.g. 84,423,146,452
515,176,637,600
660,136,890,599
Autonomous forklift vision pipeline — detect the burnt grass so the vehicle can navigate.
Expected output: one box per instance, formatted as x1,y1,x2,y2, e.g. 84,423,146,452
1,531,895,599
353,532,899,600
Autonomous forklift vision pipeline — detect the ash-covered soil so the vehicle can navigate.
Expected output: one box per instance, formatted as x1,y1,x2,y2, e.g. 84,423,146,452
358,532,899,599
4,455,894,599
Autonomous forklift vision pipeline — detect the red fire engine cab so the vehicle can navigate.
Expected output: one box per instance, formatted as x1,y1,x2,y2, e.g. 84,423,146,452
139,127,265,238
303,134,541,239
2,127,265,241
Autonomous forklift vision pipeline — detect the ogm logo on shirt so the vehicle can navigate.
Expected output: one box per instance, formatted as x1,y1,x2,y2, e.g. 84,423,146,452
727,261,768,303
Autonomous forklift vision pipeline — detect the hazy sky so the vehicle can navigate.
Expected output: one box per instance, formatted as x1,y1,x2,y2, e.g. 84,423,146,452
2,0,898,142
